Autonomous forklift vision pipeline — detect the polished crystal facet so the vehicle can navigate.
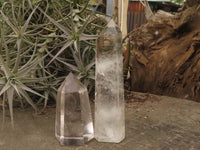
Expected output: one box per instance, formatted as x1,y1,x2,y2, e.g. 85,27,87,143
55,73,94,145
95,19,125,143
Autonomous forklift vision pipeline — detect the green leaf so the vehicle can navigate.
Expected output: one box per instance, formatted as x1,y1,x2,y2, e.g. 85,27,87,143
19,76,52,83
0,82,10,96
1,24,10,65
38,7,71,36
19,41,37,71
43,91,49,110
11,3,17,25
86,61,95,71
18,83,45,98
21,6,38,33
7,87,14,127
48,54,79,72
27,0,33,9
17,54,47,77
13,38,22,73
46,41,73,66
0,10,18,34
18,88,38,112
0,54,12,78
70,48,82,68
78,3,100,35
82,46,90,59
0,78,6,85
80,34,98,41
87,74,95,80
11,83,21,97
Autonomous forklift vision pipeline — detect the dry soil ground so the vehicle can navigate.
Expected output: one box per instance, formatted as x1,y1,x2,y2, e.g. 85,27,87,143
0,93,200,150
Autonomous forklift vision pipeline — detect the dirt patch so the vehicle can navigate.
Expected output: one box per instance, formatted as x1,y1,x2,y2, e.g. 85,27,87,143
1,94,200,150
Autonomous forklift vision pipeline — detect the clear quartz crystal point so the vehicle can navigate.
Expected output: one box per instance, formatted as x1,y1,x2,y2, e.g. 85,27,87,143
95,19,125,143
55,72,94,145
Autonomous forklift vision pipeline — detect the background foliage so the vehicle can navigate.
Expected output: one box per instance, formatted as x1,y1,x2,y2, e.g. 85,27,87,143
0,0,107,126
170,0,185,4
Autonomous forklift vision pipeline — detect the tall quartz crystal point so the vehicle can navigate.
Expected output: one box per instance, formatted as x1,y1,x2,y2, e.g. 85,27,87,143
95,19,125,143
55,72,94,145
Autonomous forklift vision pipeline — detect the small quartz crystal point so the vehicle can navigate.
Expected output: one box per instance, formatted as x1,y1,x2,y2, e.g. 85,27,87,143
95,19,125,143
55,72,94,145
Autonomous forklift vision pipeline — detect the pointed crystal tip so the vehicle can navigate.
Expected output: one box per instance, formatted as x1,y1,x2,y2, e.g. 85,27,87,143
107,19,117,27
59,72,86,93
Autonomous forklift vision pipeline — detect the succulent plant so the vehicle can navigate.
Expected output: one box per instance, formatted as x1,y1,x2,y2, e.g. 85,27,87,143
0,0,107,126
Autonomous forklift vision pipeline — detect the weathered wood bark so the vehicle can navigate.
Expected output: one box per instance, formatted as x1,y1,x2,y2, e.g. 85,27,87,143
126,0,200,101
139,0,154,20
